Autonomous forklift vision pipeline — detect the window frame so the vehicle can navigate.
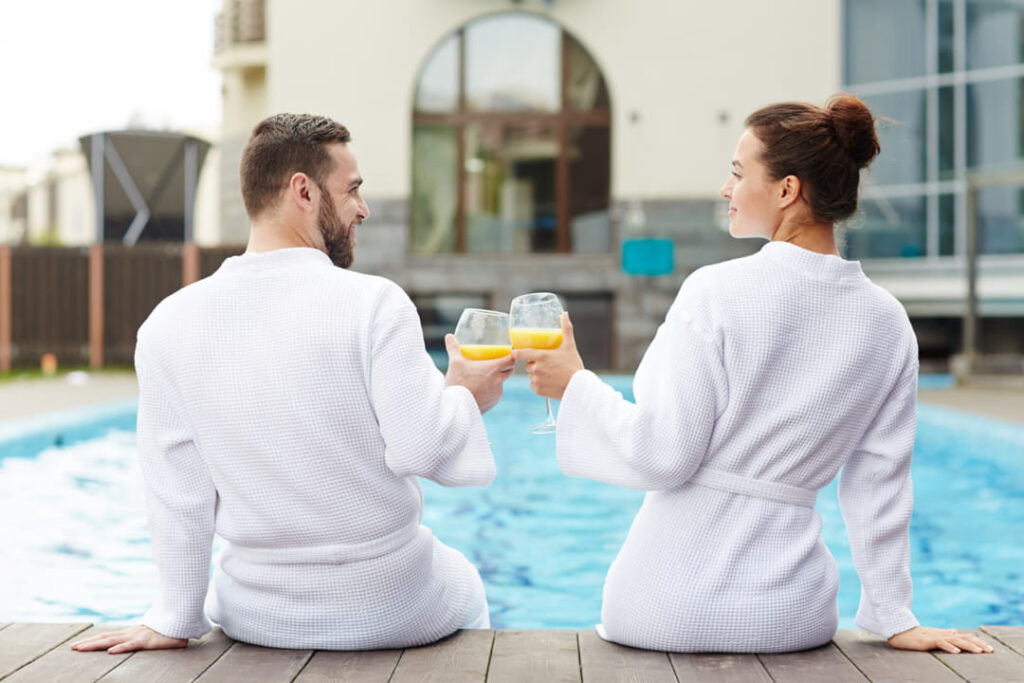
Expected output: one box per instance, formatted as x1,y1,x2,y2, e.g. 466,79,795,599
844,0,1024,263
412,18,612,254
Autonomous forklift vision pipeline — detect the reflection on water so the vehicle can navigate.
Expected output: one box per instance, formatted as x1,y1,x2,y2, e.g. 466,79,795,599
0,430,157,622
1,377,1021,628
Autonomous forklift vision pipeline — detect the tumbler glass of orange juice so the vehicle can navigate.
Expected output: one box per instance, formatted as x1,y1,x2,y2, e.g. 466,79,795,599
509,292,564,434
454,309,512,361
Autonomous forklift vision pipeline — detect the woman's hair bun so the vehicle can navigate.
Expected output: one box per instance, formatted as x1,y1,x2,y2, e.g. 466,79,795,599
826,93,880,169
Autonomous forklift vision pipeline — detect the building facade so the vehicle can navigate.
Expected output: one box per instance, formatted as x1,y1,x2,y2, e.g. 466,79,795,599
0,0,999,371
2,0,1017,372
843,0,1024,364
215,0,853,369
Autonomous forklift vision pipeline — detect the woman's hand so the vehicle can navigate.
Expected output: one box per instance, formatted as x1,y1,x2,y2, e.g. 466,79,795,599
71,625,187,654
888,626,993,654
513,312,584,401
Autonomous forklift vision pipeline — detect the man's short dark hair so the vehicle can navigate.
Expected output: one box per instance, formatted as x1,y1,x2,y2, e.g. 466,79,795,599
240,113,352,219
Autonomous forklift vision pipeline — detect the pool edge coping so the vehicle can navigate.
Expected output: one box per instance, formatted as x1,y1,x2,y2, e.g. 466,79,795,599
0,398,139,443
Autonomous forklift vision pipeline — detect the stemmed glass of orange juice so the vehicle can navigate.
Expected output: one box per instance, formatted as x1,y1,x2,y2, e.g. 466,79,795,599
454,309,512,361
509,292,564,434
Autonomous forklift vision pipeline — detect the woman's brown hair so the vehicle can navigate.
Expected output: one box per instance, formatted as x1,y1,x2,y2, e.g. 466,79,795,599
745,94,880,224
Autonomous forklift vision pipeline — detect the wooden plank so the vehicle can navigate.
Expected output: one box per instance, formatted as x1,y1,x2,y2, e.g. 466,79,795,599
758,642,869,682
89,244,103,369
0,623,92,679
577,630,676,683
981,625,1024,656
669,652,772,683
294,648,402,682
96,628,235,683
182,243,200,287
933,630,1024,682
487,630,580,683
3,625,131,683
390,629,493,683
194,642,312,683
102,244,183,365
1,245,11,373
9,247,90,368
199,246,244,279
831,629,962,683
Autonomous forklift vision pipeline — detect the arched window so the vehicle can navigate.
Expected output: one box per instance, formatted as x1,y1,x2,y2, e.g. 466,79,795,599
411,13,612,254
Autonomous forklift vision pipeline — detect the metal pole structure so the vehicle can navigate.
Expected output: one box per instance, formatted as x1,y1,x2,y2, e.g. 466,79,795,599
957,166,1024,382
104,139,151,246
88,133,106,370
89,244,104,369
184,138,197,244
91,133,105,243
962,184,978,372
182,138,201,286
88,245,104,370
182,243,200,287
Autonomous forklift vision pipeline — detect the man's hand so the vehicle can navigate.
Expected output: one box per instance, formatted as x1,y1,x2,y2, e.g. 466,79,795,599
888,626,993,654
71,625,187,654
445,334,515,413
512,312,584,401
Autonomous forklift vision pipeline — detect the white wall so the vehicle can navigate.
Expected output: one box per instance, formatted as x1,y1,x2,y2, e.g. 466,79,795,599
222,67,268,140
0,167,27,244
25,170,50,241
256,0,840,200
52,150,95,245
193,144,222,246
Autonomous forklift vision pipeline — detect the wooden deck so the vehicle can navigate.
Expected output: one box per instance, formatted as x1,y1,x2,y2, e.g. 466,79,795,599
1,624,1022,682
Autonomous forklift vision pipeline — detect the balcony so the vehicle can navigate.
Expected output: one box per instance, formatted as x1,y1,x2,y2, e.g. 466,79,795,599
213,0,267,70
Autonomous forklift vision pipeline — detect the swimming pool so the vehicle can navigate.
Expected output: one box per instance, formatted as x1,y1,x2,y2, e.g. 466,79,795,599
1,376,1021,630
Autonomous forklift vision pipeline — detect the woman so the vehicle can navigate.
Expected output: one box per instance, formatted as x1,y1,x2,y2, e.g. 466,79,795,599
516,94,992,654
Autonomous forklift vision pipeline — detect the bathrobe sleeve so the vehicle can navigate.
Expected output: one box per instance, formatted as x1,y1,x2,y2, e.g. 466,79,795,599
838,359,920,639
368,289,495,488
135,338,216,640
555,289,728,491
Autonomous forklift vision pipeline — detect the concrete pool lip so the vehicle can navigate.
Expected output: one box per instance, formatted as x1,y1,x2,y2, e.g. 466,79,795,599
2,370,1023,449
2,369,1023,423
0,371,138,424
0,398,137,461
918,385,1024,426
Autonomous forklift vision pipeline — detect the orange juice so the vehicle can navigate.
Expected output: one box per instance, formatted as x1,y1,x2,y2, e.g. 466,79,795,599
460,344,513,360
509,328,563,350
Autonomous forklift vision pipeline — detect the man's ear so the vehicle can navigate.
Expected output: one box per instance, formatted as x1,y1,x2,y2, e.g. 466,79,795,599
778,175,802,210
287,172,316,213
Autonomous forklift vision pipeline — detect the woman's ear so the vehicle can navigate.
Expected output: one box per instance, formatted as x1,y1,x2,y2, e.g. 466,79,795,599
778,175,802,210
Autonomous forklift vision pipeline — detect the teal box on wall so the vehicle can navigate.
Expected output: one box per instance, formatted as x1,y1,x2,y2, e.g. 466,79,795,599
622,238,674,276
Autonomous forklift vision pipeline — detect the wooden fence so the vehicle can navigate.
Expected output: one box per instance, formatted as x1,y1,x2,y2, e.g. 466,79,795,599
0,244,244,371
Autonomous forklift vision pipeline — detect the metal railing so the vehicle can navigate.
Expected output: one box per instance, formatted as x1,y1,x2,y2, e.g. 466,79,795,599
214,0,266,54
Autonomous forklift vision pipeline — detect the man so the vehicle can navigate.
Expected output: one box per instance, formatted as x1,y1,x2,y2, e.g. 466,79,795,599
72,114,514,653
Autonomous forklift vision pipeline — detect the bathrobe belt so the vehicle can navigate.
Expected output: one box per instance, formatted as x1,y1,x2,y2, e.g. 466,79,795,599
224,523,423,565
688,466,818,507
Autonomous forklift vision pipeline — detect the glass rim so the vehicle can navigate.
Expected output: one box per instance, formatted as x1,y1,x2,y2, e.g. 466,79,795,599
510,291,559,301
459,308,509,318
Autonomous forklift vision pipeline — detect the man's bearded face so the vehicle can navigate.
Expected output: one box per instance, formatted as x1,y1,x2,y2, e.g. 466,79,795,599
317,184,354,269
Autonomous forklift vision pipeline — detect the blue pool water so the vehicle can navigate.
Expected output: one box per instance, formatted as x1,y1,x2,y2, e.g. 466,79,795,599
1,376,1022,629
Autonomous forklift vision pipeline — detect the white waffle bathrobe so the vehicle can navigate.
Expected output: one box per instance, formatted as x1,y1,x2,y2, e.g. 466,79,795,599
557,241,920,653
134,248,494,649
